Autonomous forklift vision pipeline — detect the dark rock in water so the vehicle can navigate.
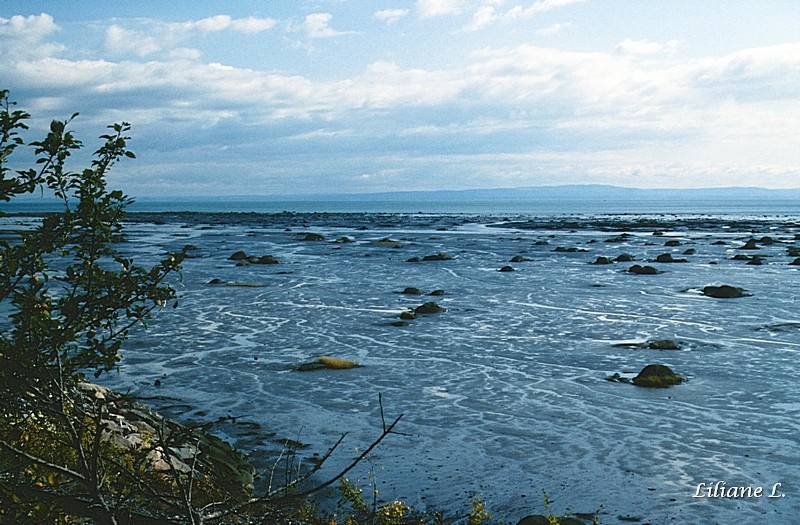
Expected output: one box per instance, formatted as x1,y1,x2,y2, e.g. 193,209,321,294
648,339,680,350
390,321,410,327
401,287,424,295
787,246,800,257
655,253,687,263
593,256,613,265
517,516,586,525
253,255,279,264
334,236,353,243
615,253,635,262
499,265,515,272
702,285,747,298
628,264,660,275
747,256,764,266
790,257,800,266
430,289,446,296
759,236,775,245
683,248,697,255
605,373,632,384
229,250,248,261
399,311,417,320
407,257,421,263
732,254,752,261
712,240,727,245
302,232,325,241
209,278,225,285
415,301,446,314
510,255,529,263
664,239,681,246
554,246,588,253
533,240,549,246
741,238,759,250
633,364,684,387
422,252,453,261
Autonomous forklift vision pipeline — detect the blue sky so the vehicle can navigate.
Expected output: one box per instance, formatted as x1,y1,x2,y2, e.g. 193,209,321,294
2,1,799,196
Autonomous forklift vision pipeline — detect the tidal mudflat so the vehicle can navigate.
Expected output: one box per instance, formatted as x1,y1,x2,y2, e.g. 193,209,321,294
67,211,800,524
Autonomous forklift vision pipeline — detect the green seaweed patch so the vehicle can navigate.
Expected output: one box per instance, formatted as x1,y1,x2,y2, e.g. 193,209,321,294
297,356,361,371
632,364,684,388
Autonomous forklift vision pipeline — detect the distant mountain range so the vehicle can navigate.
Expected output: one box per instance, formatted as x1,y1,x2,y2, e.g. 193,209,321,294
197,184,800,202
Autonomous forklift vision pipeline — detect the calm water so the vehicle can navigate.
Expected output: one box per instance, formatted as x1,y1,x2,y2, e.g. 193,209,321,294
3,204,799,524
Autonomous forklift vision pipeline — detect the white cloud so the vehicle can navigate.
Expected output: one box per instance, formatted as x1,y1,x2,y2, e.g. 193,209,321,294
616,38,678,55
466,0,584,30
417,0,464,19
0,13,62,58
302,12,351,38
179,15,277,34
537,22,568,36
374,9,409,24
105,25,163,56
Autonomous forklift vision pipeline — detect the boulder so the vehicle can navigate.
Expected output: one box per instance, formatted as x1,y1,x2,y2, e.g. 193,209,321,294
334,236,354,243
592,256,613,265
632,364,684,387
747,256,764,266
741,238,759,250
790,258,800,266
422,252,453,261
415,301,446,314
429,289,446,296
664,239,681,246
401,287,424,295
648,339,680,350
510,255,529,263
302,233,325,241
628,264,660,275
655,253,687,263
615,253,635,262
702,285,747,298
407,257,421,263
683,248,697,255
399,311,416,320
253,255,279,264
499,265,515,272
229,250,248,261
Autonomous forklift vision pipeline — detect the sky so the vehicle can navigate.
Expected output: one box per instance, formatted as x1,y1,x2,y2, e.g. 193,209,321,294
1,1,799,197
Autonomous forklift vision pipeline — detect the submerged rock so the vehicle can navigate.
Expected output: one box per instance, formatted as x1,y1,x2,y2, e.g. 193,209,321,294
429,289,446,296
510,255,530,263
517,516,586,525
499,265,515,272
401,287,424,295
632,364,684,387
702,285,747,298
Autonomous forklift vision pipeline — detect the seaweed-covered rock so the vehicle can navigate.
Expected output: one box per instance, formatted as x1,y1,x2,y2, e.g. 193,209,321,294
415,301,446,314
632,364,684,387
702,285,747,298
297,357,360,371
